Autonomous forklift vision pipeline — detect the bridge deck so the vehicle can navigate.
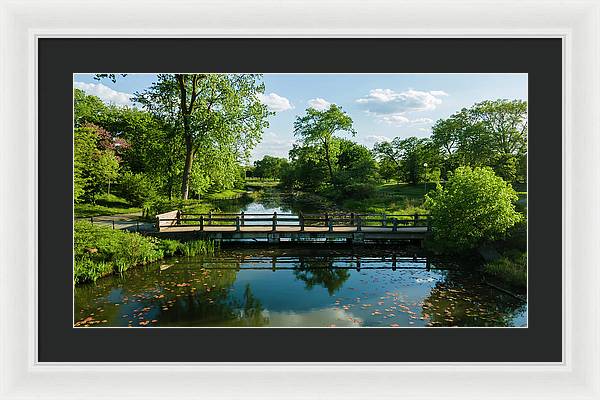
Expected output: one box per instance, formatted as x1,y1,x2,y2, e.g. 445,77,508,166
154,211,431,242
160,225,428,234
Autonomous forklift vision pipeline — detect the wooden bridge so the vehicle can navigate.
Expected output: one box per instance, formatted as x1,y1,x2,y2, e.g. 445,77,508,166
154,210,431,244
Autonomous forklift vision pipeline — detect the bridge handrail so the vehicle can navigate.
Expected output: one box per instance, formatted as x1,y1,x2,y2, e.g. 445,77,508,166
156,210,431,232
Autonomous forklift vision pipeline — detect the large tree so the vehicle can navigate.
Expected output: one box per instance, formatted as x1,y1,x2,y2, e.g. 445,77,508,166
136,74,270,199
373,137,435,184
293,104,356,186
430,99,527,181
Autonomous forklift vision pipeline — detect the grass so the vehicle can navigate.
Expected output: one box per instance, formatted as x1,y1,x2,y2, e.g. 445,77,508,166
74,220,217,284
245,178,281,189
340,182,433,215
74,193,141,218
483,251,527,289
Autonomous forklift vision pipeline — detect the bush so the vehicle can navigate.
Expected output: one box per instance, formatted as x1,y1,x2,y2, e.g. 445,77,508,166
74,220,164,283
118,172,158,207
74,221,218,284
425,166,523,252
484,252,527,288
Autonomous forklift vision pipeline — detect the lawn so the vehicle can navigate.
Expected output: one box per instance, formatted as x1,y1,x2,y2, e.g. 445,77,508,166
74,193,141,218
341,182,433,215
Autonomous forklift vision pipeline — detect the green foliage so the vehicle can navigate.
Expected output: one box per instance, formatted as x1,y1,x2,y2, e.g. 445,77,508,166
425,166,523,252
293,104,356,185
74,193,140,218
118,172,158,208
484,251,527,288
253,155,289,180
74,221,216,284
372,137,436,184
74,124,122,202
430,99,527,182
74,221,163,283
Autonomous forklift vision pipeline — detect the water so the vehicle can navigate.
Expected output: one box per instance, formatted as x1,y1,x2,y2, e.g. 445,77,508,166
74,246,527,328
74,193,527,328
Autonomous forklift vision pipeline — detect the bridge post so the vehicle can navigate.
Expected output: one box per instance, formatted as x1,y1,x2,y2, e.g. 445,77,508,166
325,212,329,228
176,210,181,225
382,213,386,227
357,216,362,232
414,213,419,226
209,211,212,226
272,211,277,231
392,254,397,270
241,211,245,227
236,216,240,232
328,218,333,232
392,218,398,232
427,216,432,232
299,212,305,231
350,212,355,226
200,215,204,231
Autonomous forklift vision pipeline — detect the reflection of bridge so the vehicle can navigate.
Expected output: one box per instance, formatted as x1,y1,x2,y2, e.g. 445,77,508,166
193,255,448,271
154,211,431,243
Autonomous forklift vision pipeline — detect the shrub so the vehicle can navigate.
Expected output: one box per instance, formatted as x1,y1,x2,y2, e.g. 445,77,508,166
74,221,217,284
484,252,527,288
425,166,523,252
118,172,157,207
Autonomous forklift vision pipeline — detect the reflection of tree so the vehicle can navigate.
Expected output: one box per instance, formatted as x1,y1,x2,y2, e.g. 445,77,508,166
236,284,269,326
74,260,269,327
211,193,255,213
421,271,524,327
293,257,351,295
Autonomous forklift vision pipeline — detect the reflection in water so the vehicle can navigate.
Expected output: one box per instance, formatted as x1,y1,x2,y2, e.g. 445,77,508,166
74,247,527,328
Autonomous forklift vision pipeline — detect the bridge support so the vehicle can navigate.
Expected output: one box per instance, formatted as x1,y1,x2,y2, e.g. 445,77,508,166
268,233,280,244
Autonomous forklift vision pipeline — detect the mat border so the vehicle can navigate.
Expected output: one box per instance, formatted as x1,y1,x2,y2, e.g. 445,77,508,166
1,0,598,399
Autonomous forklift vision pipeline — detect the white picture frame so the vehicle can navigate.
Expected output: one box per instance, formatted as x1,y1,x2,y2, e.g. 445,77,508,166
1,0,598,398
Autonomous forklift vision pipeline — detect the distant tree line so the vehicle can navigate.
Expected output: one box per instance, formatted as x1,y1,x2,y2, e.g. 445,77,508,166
254,99,526,200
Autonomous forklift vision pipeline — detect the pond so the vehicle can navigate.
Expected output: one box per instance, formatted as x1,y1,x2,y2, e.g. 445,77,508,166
74,245,527,328
75,190,527,328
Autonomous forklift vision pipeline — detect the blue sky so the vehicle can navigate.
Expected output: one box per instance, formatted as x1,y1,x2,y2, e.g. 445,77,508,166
74,73,527,162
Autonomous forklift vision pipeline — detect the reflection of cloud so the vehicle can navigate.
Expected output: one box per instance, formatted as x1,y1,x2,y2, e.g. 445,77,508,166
74,81,134,107
262,307,362,327
257,92,293,112
251,131,294,162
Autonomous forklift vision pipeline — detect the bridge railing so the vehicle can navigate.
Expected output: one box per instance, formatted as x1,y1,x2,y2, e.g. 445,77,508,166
156,210,431,232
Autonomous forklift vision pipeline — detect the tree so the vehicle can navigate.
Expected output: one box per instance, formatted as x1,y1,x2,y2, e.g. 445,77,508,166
136,74,270,200
93,150,119,194
334,139,380,197
253,155,288,180
430,99,527,182
293,104,356,186
373,137,435,184
425,166,522,252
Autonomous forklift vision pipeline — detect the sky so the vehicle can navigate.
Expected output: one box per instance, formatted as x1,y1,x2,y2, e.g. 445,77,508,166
74,73,527,162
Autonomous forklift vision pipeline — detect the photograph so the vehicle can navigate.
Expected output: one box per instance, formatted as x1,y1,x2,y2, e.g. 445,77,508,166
73,72,528,328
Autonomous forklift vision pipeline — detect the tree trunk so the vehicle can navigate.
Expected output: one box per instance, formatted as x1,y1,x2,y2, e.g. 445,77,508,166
181,133,194,200
323,142,334,185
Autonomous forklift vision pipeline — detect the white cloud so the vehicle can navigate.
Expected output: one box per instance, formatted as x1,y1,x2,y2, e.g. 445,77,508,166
357,88,447,114
429,90,449,97
74,81,134,107
364,135,392,144
250,131,295,162
410,117,434,125
356,89,447,126
307,97,331,111
257,92,293,112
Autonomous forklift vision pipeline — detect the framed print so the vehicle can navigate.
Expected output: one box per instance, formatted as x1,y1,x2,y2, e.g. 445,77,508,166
1,0,599,399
